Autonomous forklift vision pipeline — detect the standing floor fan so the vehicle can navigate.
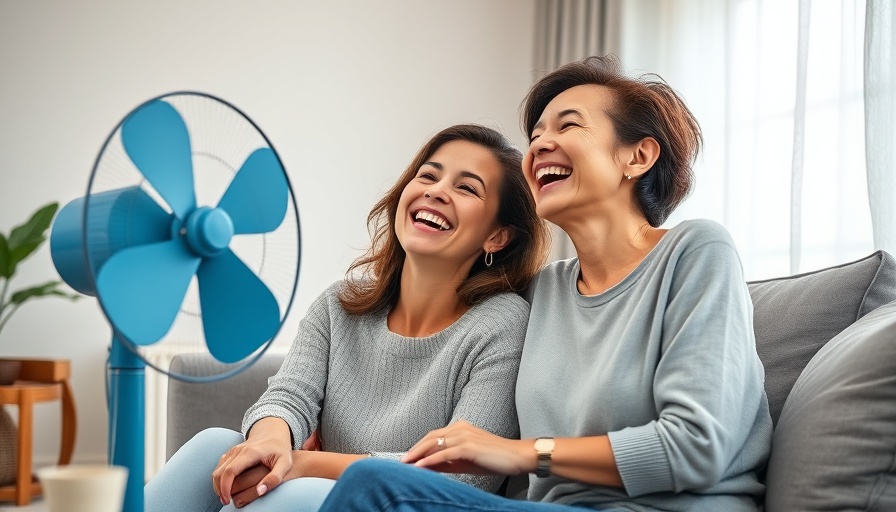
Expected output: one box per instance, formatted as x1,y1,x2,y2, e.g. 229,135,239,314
49,92,301,512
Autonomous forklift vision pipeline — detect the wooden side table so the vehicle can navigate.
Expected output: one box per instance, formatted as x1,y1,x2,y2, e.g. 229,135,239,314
0,359,76,506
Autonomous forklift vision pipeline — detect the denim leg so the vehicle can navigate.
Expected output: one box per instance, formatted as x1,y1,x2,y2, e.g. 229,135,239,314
145,427,244,512
319,458,585,512
222,477,336,512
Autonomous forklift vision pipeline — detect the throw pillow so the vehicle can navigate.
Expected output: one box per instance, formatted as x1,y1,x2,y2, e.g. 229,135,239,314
764,298,896,511
747,250,896,425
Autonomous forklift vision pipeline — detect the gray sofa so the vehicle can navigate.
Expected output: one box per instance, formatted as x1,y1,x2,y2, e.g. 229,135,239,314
166,250,896,511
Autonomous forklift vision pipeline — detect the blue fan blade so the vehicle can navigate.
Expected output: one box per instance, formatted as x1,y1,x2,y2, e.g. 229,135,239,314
96,239,201,346
198,249,280,363
121,100,197,219
217,148,288,234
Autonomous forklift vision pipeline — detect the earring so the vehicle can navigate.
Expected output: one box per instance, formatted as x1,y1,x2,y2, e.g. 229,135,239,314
625,174,632,180
484,251,494,268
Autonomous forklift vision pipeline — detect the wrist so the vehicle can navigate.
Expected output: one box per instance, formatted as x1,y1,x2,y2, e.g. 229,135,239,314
533,437,555,478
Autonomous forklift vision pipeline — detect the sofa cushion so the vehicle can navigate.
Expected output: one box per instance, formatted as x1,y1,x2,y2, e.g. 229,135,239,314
747,250,896,425
764,298,896,511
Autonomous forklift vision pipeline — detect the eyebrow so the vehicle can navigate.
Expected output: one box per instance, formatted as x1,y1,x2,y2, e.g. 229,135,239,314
532,108,586,132
421,161,487,188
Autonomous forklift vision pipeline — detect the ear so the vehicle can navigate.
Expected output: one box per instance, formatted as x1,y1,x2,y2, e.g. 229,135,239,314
483,226,514,254
625,137,660,178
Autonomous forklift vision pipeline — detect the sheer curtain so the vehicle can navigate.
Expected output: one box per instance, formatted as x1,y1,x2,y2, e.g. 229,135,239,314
536,0,888,280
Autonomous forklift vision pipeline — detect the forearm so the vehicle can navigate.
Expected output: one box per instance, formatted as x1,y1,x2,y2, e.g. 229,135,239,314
246,417,293,446
520,436,623,488
293,451,369,480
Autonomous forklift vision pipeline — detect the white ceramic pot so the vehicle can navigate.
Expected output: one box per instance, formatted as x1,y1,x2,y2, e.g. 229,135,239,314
36,464,128,512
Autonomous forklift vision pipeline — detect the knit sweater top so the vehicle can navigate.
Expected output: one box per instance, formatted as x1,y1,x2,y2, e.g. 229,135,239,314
517,220,773,511
243,281,529,491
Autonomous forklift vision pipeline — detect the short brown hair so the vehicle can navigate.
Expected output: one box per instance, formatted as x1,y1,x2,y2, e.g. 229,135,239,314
339,124,550,314
521,55,702,226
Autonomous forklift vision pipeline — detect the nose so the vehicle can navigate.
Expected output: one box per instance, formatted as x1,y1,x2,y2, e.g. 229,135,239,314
530,135,556,155
423,184,449,204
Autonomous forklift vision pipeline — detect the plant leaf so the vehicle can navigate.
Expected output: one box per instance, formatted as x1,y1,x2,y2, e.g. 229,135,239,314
10,281,80,305
0,234,9,279
6,202,59,260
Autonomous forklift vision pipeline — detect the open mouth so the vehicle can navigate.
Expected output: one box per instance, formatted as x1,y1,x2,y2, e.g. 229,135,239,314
536,166,572,188
412,209,452,231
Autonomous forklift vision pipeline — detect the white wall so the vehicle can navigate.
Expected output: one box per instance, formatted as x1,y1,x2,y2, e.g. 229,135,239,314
0,0,536,467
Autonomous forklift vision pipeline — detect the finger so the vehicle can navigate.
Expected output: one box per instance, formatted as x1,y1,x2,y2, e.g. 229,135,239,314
256,452,291,497
215,453,262,504
403,431,447,463
414,448,493,475
231,485,261,508
232,465,267,495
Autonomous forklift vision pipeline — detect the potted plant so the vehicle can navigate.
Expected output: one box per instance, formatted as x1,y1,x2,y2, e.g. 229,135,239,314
0,201,79,384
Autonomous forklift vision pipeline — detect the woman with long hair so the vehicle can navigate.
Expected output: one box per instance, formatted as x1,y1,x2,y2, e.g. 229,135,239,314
145,123,550,511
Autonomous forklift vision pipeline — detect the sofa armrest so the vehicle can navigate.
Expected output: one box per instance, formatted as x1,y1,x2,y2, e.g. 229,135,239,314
165,351,286,460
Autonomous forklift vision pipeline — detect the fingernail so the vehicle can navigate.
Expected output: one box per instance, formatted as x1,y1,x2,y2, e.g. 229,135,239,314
257,483,268,496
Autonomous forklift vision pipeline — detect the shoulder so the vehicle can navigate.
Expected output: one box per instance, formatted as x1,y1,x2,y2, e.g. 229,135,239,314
667,219,736,248
471,292,530,322
662,219,741,262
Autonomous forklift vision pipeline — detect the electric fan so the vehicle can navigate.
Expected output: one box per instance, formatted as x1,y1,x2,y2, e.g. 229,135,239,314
49,92,301,512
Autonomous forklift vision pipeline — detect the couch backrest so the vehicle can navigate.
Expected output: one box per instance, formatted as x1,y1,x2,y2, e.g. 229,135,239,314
166,351,287,459
746,250,896,426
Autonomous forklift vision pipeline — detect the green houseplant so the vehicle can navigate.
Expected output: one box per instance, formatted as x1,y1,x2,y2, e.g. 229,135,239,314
0,201,79,382
0,201,80,485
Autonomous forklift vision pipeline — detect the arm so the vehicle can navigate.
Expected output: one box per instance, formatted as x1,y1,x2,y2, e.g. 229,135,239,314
213,288,335,504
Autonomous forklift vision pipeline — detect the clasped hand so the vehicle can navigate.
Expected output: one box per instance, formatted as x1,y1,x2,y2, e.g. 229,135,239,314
212,424,320,508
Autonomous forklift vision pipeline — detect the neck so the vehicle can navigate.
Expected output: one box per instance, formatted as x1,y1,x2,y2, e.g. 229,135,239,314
560,214,663,295
388,257,472,337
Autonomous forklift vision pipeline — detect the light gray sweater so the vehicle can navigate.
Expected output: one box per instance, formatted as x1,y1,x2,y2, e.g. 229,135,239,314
243,282,529,492
517,220,772,511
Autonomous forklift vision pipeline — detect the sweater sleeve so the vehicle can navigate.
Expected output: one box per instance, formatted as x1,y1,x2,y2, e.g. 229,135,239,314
608,238,766,496
241,287,333,449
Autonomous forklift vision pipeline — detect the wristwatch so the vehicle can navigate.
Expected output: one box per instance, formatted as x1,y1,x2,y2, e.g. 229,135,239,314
533,437,555,478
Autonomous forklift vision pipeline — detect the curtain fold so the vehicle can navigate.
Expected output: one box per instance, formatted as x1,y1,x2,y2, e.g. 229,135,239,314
533,0,620,260
864,0,896,256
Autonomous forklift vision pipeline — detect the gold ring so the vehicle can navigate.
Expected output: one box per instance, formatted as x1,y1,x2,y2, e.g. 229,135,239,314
437,437,445,449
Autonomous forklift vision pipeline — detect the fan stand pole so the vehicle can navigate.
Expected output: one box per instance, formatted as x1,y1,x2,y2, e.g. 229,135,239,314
109,335,145,512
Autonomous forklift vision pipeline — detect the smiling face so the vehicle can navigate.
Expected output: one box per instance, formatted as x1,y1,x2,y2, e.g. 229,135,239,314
522,84,634,226
395,139,508,269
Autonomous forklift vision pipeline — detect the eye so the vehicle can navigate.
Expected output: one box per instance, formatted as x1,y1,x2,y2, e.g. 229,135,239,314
458,183,478,194
529,134,541,144
417,171,436,181
561,122,579,130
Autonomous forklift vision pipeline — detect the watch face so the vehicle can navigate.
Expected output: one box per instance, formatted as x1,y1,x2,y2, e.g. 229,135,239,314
534,438,555,452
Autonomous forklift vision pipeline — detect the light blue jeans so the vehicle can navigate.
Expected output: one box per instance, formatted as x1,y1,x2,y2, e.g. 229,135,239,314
145,427,336,512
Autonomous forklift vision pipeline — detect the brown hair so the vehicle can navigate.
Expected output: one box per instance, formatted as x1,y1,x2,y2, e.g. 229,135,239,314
521,55,702,226
339,124,550,314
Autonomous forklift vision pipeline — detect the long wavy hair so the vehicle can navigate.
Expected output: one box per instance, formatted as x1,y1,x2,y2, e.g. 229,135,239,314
339,124,550,314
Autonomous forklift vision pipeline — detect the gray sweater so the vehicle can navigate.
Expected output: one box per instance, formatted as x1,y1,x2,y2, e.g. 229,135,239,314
517,220,772,511
243,282,529,491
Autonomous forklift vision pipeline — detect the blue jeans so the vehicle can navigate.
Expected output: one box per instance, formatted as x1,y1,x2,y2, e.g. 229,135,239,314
145,427,336,512
318,458,589,511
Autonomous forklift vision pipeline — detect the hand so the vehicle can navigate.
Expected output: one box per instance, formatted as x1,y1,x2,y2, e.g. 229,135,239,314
401,420,534,476
212,418,293,506
302,429,322,451
228,465,268,508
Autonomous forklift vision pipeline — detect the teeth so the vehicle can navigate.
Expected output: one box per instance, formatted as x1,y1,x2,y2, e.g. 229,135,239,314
536,166,572,181
414,210,451,230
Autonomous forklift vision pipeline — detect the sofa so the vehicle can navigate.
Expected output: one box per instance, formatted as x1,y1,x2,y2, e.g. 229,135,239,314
166,250,896,511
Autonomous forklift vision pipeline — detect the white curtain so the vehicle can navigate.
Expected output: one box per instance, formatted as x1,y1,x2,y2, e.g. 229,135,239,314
865,0,896,256
533,0,621,261
583,0,877,280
